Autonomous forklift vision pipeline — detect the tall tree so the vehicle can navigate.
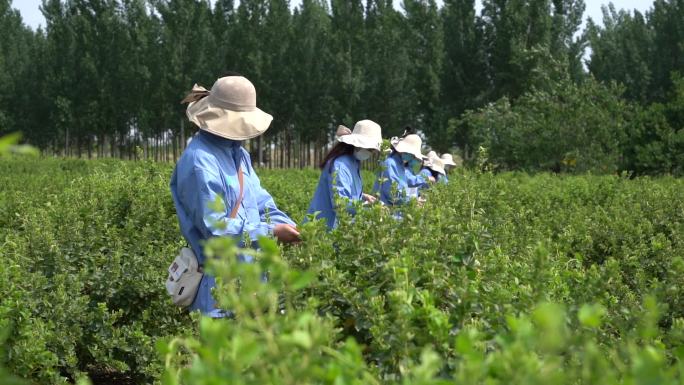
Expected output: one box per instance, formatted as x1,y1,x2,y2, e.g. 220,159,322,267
402,0,444,136
648,0,684,102
481,0,561,100
0,0,37,136
155,0,216,141
362,0,412,135
586,5,653,103
290,0,336,143
329,0,365,124
550,0,585,82
439,0,487,152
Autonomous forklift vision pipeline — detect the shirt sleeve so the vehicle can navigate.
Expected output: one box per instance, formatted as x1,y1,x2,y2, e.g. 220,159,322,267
406,169,428,188
330,160,358,215
379,159,409,206
189,166,245,239
244,158,296,234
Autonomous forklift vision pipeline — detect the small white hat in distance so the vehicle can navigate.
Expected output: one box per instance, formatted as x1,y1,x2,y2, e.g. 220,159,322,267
427,157,446,175
441,153,458,166
337,120,383,151
392,134,424,160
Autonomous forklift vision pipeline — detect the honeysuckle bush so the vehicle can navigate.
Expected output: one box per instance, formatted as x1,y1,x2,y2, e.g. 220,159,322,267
285,169,684,381
0,158,194,383
1,157,683,384
162,226,684,385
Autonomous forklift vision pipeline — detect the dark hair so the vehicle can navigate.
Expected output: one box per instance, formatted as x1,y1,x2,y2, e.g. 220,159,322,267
320,142,355,170
401,125,416,138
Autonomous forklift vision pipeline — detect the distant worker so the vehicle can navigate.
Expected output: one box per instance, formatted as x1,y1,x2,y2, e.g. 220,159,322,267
425,157,448,184
307,120,383,229
405,154,432,190
440,153,458,183
373,134,425,206
170,75,300,318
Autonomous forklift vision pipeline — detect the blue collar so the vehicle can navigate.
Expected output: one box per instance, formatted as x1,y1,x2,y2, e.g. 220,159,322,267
391,151,405,165
199,130,242,148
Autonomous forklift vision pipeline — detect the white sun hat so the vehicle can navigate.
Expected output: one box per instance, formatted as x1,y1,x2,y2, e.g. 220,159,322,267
427,157,446,175
182,76,273,140
392,134,424,160
337,120,383,151
441,153,458,167
427,150,439,161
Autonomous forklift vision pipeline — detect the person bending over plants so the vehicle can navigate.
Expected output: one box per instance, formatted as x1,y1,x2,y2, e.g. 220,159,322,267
306,120,383,230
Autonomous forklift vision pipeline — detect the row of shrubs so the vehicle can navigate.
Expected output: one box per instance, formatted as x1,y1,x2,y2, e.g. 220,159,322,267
1,158,683,384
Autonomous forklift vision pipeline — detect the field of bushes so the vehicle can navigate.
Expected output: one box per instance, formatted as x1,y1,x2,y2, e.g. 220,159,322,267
1,157,683,384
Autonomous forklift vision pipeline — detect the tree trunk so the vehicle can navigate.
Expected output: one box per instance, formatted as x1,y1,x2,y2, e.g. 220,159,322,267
286,132,291,168
180,119,185,151
279,133,284,168
257,135,263,167
173,134,178,162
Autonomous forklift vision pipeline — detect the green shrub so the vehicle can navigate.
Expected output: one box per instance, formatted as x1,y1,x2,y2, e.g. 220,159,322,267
1,158,682,384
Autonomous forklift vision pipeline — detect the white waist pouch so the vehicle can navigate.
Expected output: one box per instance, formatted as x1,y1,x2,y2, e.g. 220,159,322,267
165,247,203,307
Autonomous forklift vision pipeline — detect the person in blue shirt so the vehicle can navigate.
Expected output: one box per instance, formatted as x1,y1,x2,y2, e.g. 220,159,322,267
425,157,448,184
405,158,432,191
307,120,383,229
373,134,425,205
171,75,300,318
440,153,458,183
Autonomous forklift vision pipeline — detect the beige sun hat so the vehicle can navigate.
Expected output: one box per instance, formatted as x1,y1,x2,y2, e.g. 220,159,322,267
392,134,424,160
427,150,439,161
427,157,446,175
337,120,383,151
181,76,273,140
441,153,457,167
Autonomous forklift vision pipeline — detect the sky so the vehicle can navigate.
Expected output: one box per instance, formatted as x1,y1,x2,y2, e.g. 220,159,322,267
13,0,655,32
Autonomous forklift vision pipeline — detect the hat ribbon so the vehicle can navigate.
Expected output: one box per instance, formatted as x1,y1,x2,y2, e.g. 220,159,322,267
180,84,210,104
336,125,352,137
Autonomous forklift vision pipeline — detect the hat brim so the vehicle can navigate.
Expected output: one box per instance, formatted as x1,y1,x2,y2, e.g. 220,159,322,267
392,141,423,161
441,159,457,166
427,164,446,175
338,134,381,151
187,97,273,140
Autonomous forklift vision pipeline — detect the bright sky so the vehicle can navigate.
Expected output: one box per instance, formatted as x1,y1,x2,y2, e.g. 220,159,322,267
14,0,655,33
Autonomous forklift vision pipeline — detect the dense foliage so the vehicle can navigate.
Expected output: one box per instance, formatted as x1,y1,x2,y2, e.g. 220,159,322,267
0,0,682,174
1,157,683,384
458,76,684,175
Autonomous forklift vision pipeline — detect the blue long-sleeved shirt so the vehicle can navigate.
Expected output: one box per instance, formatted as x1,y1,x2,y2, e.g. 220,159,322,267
373,152,410,206
170,131,295,316
406,167,429,189
306,154,363,229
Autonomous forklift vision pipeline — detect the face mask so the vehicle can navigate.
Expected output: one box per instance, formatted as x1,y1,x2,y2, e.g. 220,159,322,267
401,153,414,163
354,148,372,161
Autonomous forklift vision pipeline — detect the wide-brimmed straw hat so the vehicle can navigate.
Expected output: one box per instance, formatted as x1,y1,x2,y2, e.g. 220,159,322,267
337,120,383,151
181,76,273,140
441,153,457,166
427,157,446,175
392,134,424,160
426,150,439,161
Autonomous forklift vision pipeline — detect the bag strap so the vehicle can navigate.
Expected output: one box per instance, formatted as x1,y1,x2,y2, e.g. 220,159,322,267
229,164,244,219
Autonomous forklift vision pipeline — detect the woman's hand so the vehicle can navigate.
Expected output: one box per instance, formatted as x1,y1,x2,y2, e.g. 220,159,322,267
362,193,377,204
273,224,301,244
428,176,436,183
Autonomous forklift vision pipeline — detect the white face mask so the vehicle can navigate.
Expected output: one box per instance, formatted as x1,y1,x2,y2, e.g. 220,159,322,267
354,148,372,161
